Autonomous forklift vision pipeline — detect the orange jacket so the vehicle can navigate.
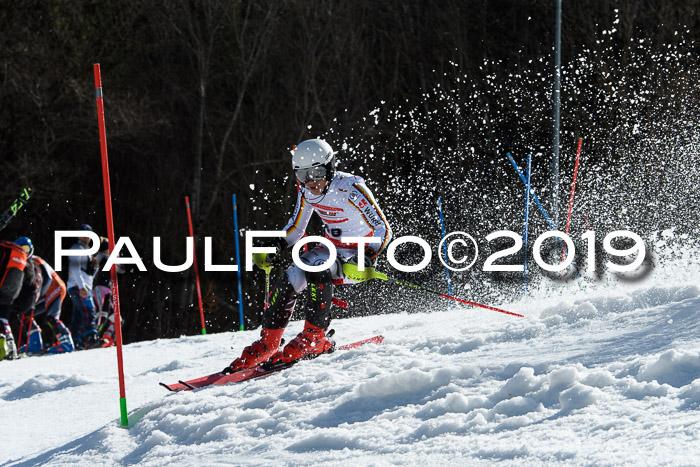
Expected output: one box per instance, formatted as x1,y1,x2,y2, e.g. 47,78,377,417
0,241,28,287
32,256,67,306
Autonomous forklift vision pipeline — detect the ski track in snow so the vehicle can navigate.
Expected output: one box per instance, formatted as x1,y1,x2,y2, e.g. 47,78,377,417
3,274,700,466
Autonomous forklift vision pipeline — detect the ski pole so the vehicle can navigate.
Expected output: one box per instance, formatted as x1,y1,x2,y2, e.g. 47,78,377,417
348,267,524,318
264,270,271,310
0,187,33,233
26,310,35,351
18,311,36,354
17,313,27,352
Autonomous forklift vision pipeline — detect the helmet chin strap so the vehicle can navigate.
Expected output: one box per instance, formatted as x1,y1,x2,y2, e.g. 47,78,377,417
321,178,331,195
306,184,328,200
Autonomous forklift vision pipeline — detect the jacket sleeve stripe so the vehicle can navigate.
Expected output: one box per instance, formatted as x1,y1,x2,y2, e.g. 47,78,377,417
351,183,392,256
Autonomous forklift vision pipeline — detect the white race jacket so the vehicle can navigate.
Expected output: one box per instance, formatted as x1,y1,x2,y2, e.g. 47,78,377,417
66,242,97,291
282,171,392,260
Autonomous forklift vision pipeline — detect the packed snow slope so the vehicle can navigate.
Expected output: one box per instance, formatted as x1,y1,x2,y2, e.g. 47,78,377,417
3,265,700,465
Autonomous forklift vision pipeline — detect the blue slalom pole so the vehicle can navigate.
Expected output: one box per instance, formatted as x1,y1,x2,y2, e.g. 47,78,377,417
523,154,532,294
507,151,585,281
506,153,558,232
232,194,245,331
437,197,452,298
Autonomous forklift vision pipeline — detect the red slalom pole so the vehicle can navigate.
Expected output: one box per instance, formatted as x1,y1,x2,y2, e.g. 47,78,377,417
437,292,524,318
185,196,207,335
93,63,128,427
17,315,24,350
561,138,583,262
25,310,35,351
384,277,524,318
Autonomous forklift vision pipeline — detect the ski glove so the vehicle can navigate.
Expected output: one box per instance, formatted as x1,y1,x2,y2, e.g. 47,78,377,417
342,249,384,282
252,237,286,273
347,249,377,270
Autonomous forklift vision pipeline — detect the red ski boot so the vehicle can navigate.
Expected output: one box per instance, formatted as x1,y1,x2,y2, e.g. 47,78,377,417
226,328,285,372
271,321,335,364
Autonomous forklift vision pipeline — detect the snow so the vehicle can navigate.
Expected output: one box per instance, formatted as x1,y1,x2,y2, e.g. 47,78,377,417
3,264,700,465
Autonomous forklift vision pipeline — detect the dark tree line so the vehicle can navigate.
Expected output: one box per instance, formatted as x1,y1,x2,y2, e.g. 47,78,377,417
2,0,699,342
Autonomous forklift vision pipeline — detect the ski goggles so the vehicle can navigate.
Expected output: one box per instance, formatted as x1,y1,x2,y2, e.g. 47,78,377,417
295,166,327,183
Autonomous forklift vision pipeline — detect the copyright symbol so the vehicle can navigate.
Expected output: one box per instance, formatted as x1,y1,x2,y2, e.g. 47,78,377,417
438,232,479,271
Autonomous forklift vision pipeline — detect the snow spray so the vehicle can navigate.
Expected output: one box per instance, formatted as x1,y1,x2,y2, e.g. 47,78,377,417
437,196,452,298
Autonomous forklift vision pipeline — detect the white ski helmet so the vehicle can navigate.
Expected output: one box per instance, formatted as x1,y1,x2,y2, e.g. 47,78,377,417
292,139,336,183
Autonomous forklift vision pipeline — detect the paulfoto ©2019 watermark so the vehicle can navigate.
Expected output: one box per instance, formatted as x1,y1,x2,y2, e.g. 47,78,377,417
52,229,646,275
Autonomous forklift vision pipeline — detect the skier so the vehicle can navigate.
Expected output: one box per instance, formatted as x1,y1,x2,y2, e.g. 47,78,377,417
66,224,101,349
14,237,74,354
3,237,42,358
0,238,31,360
226,138,392,371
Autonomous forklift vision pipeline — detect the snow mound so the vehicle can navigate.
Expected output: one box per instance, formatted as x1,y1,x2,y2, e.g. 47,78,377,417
3,279,700,465
678,380,700,409
559,383,601,412
5,374,94,401
540,284,700,322
140,360,191,375
636,349,700,388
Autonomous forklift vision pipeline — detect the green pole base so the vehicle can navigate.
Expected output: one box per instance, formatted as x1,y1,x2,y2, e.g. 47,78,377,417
239,325,244,331
201,328,207,335
120,397,129,427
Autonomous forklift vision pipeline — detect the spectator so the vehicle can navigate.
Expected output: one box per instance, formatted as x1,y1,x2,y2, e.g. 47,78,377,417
66,224,101,349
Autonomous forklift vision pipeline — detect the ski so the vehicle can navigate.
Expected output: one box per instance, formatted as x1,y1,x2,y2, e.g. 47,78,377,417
160,334,384,392
336,334,384,350
0,187,33,232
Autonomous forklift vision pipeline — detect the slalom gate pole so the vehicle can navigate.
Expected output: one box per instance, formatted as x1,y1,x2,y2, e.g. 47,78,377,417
509,151,583,280
185,196,207,335
231,195,245,331
506,153,557,231
561,138,584,262
523,154,532,294
553,0,562,228
361,268,523,318
387,276,524,318
437,197,452,297
93,63,128,427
